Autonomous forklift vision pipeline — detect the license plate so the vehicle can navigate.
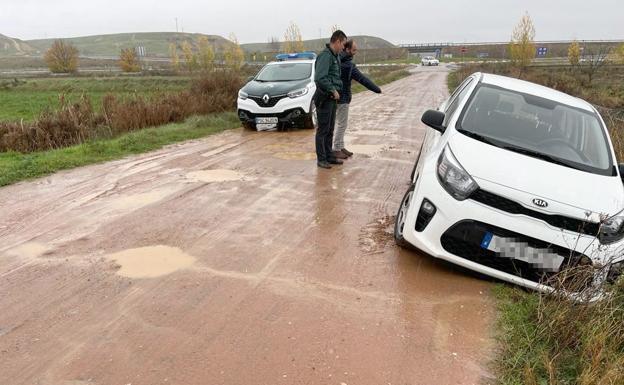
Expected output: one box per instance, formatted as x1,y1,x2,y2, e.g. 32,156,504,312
256,117,278,124
256,123,277,131
481,232,564,272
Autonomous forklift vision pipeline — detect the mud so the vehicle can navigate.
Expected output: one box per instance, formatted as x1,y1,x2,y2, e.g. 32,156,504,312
0,65,495,385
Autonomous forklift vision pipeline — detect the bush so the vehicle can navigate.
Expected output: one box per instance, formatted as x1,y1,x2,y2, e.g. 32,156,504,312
44,40,79,74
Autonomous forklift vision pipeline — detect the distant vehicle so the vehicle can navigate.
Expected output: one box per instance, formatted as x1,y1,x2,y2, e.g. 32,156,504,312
395,72,624,297
421,56,440,66
237,52,317,131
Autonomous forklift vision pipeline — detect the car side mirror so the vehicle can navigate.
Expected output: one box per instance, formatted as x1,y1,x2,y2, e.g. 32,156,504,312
421,109,446,133
619,164,624,183
246,76,255,83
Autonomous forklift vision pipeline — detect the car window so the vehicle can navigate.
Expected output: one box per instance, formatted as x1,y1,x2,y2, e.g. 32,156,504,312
458,84,613,175
443,78,474,126
256,63,312,82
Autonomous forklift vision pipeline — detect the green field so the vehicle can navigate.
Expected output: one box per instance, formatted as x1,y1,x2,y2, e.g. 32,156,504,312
0,76,191,121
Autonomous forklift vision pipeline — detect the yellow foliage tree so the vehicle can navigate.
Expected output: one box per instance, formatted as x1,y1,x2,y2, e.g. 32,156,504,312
224,33,245,69
44,40,79,73
119,48,141,72
181,41,198,73
197,36,215,71
616,43,624,64
508,12,536,69
283,22,305,53
568,40,581,66
169,43,180,71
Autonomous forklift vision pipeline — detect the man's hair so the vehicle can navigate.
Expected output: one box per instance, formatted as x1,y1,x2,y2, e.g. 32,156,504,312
330,30,347,43
344,39,354,50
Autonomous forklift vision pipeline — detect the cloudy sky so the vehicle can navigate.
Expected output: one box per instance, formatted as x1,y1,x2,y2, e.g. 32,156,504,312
1,0,622,44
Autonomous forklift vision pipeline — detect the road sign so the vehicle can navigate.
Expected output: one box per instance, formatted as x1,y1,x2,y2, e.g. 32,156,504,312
537,47,548,57
460,47,467,53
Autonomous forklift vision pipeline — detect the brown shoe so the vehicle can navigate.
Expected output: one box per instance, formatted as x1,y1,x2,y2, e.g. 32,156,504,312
341,148,354,157
333,150,348,159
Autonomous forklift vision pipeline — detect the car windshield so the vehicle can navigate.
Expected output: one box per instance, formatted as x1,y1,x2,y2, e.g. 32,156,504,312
256,63,312,82
458,84,614,175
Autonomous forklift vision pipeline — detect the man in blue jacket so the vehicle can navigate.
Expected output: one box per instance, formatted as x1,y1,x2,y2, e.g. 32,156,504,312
333,39,382,159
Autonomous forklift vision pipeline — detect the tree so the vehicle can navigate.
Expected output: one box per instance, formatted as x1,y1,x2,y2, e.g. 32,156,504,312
581,44,612,84
224,33,245,70
44,40,79,73
568,40,581,66
119,48,141,72
169,43,180,71
330,24,340,33
508,12,536,70
268,36,281,53
283,22,305,53
197,36,215,71
616,43,624,65
181,41,198,73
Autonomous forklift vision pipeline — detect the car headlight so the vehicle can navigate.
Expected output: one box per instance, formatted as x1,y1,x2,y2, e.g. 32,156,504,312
599,212,624,245
437,146,479,200
238,90,248,100
287,87,309,99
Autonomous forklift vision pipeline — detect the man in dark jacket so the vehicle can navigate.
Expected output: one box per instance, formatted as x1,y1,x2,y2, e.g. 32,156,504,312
314,30,347,169
333,39,382,159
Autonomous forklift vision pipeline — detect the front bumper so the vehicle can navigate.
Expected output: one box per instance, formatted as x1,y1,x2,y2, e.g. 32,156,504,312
402,167,624,294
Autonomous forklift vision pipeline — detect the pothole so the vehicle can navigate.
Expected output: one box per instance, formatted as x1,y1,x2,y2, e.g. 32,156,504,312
273,152,317,161
186,169,247,183
105,245,196,278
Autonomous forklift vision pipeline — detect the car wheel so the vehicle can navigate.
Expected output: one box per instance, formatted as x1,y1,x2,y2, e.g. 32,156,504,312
303,102,318,129
395,184,415,248
242,122,256,130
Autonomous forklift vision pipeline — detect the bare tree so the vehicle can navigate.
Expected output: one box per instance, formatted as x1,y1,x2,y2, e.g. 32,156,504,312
119,48,141,72
508,12,536,72
283,22,305,53
268,36,281,53
44,40,79,73
581,43,612,84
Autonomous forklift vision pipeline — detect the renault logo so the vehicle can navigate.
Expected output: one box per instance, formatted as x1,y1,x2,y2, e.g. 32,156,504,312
262,94,270,104
532,198,549,208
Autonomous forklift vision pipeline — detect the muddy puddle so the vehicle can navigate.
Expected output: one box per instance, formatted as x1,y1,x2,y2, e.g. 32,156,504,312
273,152,317,161
358,215,395,254
345,144,387,155
186,169,247,183
5,242,51,259
105,245,196,278
109,190,173,211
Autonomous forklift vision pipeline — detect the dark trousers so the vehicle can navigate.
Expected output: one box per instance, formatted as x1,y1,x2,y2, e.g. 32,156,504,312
315,98,337,163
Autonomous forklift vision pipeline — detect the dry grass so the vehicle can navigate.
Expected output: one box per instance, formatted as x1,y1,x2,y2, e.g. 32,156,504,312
0,70,243,153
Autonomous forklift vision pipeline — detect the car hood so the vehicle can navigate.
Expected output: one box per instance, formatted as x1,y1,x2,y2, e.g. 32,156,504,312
448,132,624,218
242,79,311,97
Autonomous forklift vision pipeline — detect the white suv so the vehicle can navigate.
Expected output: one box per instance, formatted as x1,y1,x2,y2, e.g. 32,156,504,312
395,72,624,295
237,53,317,131
421,56,440,66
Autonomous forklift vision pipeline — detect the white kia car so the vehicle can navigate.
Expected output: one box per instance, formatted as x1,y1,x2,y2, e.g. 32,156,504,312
237,52,317,131
395,72,624,295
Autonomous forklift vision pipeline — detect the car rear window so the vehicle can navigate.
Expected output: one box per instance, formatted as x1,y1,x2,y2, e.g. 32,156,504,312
256,63,312,82
458,84,614,175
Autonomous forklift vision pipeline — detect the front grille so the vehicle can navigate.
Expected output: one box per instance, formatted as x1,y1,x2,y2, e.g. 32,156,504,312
470,189,600,236
249,94,288,108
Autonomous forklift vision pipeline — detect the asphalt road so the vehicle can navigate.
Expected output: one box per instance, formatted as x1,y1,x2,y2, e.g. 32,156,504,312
0,65,494,385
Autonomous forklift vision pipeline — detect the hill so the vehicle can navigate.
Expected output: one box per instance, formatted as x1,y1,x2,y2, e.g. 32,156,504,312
241,35,396,53
25,32,235,57
0,34,36,56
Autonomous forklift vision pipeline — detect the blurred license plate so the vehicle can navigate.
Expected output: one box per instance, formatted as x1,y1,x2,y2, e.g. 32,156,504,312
256,117,278,124
256,123,277,131
481,232,564,272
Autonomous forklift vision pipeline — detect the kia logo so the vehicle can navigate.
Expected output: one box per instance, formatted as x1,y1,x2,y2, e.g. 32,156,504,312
262,94,270,104
532,198,548,208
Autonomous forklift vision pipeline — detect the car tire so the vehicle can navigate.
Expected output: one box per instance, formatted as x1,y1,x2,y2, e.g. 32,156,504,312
303,102,318,129
395,183,415,248
242,122,256,131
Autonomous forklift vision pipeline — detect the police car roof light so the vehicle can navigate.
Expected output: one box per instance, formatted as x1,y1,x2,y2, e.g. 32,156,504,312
276,52,317,61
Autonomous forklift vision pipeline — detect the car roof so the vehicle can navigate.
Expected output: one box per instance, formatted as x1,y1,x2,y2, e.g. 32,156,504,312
266,59,316,65
478,73,594,112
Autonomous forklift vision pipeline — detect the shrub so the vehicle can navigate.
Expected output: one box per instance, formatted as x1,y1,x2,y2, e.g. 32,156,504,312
44,40,79,74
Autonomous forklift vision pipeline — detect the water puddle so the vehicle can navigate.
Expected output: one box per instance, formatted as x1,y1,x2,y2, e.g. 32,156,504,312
186,169,247,183
351,130,389,137
273,152,317,161
105,245,196,278
346,144,387,155
6,242,50,259
264,143,294,151
109,190,172,211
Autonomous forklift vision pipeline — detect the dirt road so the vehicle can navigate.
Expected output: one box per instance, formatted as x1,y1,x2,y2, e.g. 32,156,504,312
0,65,494,385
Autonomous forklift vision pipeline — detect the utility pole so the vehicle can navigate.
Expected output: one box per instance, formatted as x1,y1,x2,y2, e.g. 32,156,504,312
175,18,179,33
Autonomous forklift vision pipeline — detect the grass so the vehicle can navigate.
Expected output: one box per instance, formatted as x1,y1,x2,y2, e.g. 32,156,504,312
0,112,240,187
0,76,191,121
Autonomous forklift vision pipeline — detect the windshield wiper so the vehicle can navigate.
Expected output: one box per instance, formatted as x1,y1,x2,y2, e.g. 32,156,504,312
457,129,498,146
502,145,583,171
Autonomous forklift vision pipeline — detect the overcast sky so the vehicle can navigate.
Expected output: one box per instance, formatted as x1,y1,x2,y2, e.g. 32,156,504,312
1,0,622,44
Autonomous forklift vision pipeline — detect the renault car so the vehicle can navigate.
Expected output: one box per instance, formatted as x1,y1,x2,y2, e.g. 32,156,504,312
394,72,624,295
237,52,318,131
